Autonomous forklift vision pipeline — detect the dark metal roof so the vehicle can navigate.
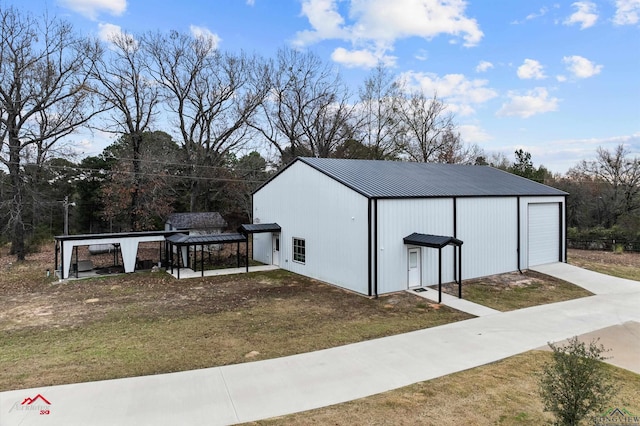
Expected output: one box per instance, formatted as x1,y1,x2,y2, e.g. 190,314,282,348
403,233,463,248
55,230,182,241
293,157,567,198
166,212,228,230
239,223,281,234
166,233,246,245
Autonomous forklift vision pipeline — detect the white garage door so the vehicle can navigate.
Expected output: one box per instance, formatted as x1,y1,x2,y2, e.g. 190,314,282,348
528,203,560,266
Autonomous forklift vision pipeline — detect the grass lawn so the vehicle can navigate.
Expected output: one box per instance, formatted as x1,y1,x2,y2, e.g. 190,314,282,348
568,249,640,281
436,270,593,312
1,244,636,425
250,351,640,425
0,245,472,392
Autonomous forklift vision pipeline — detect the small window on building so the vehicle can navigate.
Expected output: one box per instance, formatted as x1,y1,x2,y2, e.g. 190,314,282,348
293,238,305,264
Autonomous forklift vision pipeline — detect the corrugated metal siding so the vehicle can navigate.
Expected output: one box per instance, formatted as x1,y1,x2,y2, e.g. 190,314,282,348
253,161,370,294
376,198,454,293
457,197,518,279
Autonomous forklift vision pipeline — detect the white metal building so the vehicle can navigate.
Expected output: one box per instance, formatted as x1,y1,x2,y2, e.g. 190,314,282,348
252,158,567,297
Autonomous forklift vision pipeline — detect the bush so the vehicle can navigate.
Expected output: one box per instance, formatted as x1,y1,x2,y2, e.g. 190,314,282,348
539,336,616,425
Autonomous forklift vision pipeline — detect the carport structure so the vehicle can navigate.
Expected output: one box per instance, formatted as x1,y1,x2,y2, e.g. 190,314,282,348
165,232,247,278
403,232,463,303
165,223,281,278
55,231,181,279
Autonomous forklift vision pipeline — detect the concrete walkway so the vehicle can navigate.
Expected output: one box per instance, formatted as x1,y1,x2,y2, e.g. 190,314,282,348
408,287,501,316
1,264,638,426
168,264,279,279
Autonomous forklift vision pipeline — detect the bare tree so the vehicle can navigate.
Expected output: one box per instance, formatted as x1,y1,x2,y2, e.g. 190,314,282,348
250,47,348,165
0,6,100,259
397,91,456,163
87,30,159,230
145,31,270,211
355,64,403,160
300,88,355,158
575,144,640,227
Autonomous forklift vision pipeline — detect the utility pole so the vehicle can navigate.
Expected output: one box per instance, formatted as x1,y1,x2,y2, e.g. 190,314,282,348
63,196,75,235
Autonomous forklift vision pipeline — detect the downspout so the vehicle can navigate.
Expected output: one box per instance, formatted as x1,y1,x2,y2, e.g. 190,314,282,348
373,198,379,299
560,200,565,263
453,197,457,238
517,196,522,273
367,198,372,297
564,195,568,263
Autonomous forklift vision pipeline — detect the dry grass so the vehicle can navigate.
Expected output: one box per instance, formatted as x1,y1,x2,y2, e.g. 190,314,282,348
568,249,640,281
250,351,640,426
435,270,593,311
0,242,472,392
1,241,636,423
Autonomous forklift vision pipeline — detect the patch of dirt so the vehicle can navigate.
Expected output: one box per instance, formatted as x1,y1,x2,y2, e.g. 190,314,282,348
431,270,551,295
1,245,631,332
0,243,435,332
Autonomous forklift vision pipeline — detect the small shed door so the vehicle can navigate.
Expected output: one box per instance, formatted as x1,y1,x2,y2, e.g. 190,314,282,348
272,235,280,266
528,203,560,266
407,248,421,287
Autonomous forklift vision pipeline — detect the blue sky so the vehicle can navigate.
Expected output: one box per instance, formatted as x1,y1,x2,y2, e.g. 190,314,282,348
20,0,640,173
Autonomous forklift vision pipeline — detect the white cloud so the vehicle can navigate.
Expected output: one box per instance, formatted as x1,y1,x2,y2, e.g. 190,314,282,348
556,74,568,82
294,0,348,46
511,5,559,24
475,60,493,73
459,124,492,143
331,47,395,68
190,25,222,48
517,59,546,80
613,0,640,25
497,87,559,118
531,132,640,173
563,55,603,78
401,71,498,116
564,1,598,29
526,7,549,21
246,0,256,5
98,22,124,42
295,0,483,68
414,49,429,61
59,0,126,20
98,23,138,51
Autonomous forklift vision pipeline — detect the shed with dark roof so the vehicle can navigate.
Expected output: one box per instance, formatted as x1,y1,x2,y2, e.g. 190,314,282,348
251,157,567,297
165,212,228,232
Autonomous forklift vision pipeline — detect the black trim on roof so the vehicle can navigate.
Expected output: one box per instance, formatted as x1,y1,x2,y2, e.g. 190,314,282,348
238,223,281,234
403,233,463,248
166,233,246,245
254,157,568,200
55,230,182,242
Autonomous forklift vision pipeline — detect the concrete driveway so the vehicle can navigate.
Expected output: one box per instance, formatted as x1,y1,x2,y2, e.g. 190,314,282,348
1,263,638,426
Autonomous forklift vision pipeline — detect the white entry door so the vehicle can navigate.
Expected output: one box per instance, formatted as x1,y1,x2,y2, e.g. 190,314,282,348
272,235,280,266
407,248,421,287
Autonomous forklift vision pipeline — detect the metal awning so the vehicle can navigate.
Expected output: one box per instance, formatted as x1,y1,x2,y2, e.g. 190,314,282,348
166,233,246,246
165,232,248,278
403,233,463,248
238,223,281,234
404,232,463,303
